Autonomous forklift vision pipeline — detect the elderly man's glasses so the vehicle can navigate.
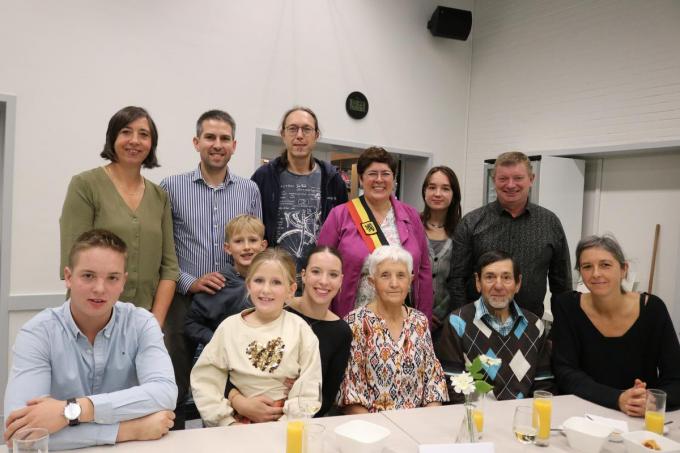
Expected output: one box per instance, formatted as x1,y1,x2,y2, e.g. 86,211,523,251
284,125,316,136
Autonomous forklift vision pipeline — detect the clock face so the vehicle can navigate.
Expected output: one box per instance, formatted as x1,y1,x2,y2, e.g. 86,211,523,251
346,91,369,119
65,402,81,419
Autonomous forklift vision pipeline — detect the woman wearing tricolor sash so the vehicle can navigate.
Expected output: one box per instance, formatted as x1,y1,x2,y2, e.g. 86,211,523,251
317,147,433,322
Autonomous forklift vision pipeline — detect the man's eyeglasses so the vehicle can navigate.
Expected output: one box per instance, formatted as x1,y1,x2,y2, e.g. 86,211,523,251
284,125,316,136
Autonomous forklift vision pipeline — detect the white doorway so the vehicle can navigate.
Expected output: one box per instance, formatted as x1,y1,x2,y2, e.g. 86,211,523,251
0,94,17,421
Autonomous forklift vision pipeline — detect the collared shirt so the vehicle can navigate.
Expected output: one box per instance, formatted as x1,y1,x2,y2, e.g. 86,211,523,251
475,298,526,337
160,166,262,294
448,200,572,317
4,301,177,450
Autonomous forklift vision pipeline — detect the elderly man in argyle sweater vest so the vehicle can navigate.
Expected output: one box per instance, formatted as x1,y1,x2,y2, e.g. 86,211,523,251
436,250,554,401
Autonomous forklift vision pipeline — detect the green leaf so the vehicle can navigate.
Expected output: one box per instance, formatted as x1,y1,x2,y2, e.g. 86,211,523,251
475,381,493,394
471,372,484,380
468,359,483,374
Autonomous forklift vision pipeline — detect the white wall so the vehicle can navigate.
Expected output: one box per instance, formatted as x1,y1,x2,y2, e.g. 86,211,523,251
582,152,680,317
0,0,473,402
0,0,472,296
465,0,680,211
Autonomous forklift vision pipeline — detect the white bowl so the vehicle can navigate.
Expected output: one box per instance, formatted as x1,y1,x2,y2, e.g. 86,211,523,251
621,430,680,453
563,416,615,453
334,419,390,453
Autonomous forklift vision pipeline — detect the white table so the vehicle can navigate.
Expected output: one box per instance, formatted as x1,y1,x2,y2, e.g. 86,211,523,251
0,412,418,453
2,395,678,452
382,395,680,452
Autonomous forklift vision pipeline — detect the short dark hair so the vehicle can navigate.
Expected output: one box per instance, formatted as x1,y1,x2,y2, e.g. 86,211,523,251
196,109,236,138
68,229,127,269
302,245,343,270
278,106,320,170
475,250,520,282
420,166,462,236
357,146,397,177
100,106,160,169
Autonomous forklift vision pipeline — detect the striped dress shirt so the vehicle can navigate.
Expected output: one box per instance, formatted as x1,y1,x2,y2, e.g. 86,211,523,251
160,166,262,294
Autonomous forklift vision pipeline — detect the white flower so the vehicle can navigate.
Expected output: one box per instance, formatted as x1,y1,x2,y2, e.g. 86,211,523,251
450,372,475,395
478,354,501,367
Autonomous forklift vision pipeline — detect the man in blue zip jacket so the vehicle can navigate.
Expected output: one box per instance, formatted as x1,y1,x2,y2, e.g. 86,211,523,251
252,106,348,281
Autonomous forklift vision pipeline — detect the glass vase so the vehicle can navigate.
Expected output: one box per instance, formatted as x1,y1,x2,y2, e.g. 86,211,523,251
456,402,479,443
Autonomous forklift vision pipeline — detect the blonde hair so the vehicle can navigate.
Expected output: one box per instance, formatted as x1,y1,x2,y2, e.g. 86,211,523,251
492,151,533,178
225,214,265,242
246,247,296,286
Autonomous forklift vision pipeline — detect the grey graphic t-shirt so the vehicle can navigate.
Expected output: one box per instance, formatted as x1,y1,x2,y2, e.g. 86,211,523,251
276,165,322,273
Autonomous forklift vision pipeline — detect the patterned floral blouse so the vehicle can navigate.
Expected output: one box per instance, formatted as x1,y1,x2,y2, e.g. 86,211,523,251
339,306,448,412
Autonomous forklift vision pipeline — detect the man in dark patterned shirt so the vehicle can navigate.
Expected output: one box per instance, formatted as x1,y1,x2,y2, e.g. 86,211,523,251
447,151,571,318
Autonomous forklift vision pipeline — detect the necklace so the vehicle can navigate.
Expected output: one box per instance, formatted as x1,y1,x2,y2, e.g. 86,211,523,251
105,166,145,196
427,222,445,229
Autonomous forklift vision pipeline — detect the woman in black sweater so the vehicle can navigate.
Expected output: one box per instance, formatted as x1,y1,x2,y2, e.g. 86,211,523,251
552,234,680,416
286,245,352,416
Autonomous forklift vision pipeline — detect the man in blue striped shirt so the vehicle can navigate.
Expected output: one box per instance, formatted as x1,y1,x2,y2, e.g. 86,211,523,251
160,110,262,428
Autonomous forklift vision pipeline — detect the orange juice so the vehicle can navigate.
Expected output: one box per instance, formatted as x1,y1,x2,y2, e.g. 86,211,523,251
645,410,665,434
286,421,304,453
533,398,552,441
472,408,484,433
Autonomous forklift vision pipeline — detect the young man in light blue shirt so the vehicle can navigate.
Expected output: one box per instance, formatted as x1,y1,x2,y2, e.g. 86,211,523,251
3,229,177,450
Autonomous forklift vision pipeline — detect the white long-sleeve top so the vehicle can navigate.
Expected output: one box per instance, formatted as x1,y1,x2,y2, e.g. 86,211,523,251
191,309,322,426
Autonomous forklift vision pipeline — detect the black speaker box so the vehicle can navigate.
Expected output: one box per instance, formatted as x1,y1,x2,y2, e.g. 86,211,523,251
427,6,472,41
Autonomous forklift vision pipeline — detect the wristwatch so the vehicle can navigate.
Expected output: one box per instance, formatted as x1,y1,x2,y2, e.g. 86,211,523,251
64,398,81,426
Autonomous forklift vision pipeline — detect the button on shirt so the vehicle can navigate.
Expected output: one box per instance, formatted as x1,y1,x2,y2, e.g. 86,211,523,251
4,301,177,450
448,201,572,317
160,166,262,294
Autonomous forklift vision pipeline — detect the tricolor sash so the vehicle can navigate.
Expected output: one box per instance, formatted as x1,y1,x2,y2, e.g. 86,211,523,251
346,196,390,252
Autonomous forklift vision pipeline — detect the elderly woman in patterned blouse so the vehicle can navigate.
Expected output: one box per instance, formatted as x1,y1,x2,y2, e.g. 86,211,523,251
338,245,448,413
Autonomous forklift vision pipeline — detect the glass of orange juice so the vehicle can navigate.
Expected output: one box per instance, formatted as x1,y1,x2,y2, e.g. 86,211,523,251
532,390,552,446
645,389,667,435
470,393,485,438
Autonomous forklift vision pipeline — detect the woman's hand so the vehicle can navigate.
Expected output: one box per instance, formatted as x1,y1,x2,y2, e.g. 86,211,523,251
618,379,647,416
231,393,284,423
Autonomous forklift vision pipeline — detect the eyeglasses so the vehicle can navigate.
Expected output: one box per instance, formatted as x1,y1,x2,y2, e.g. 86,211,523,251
284,125,316,136
364,171,394,180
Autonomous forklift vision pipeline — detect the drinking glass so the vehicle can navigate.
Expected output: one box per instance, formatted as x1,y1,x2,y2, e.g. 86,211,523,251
513,406,537,445
303,423,325,453
469,392,485,438
532,390,552,446
12,427,49,452
645,389,667,434
297,381,322,419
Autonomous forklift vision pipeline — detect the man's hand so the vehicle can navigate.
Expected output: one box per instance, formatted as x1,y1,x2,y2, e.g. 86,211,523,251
117,411,175,442
618,379,647,417
189,272,226,295
231,394,284,423
4,397,68,442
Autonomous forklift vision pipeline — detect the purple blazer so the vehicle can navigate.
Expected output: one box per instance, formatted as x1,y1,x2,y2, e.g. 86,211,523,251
317,194,433,321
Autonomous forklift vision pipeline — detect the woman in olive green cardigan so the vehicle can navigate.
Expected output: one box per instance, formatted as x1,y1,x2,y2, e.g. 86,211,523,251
59,106,179,327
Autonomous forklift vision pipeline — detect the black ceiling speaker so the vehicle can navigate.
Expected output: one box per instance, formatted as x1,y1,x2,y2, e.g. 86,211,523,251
427,6,472,41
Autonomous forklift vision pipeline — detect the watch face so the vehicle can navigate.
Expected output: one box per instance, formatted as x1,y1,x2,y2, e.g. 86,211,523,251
64,402,81,420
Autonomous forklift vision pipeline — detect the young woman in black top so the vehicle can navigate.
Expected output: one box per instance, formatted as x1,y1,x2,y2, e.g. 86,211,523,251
287,245,352,416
